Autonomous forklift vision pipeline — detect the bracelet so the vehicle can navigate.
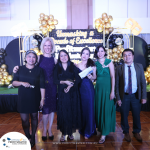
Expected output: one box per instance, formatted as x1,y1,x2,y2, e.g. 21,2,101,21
41,98,45,100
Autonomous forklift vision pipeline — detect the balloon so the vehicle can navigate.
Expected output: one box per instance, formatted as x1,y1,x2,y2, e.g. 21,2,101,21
102,13,107,19
117,45,123,49
1,59,5,63
97,26,103,32
105,22,111,28
41,20,47,26
0,75,2,78
99,18,105,25
103,17,108,23
113,47,117,53
50,25,55,29
40,13,45,18
147,67,150,72
113,44,117,47
3,72,8,76
44,15,49,20
48,28,52,32
105,29,109,34
49,15,54,20
0,81,4,86
109,43,113,49
53,19,58,25
95,19,101,26
120,48,124,52
108,15,113,22
42,27,48,35
108,49,113,54
109,27,114,32
48,20,54,25
1,64,7,69
121,40,124,45
118,34,123,39
5,80,10,85
112,35,117,41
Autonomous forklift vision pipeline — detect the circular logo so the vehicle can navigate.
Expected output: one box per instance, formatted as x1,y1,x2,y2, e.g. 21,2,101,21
0,132,31,150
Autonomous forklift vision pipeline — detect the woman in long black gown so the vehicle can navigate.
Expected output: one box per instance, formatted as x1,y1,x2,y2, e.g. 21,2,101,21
53,49,81,142
12,50,45,148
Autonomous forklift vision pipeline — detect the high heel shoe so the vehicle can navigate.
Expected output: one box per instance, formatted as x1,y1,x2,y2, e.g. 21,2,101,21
48,130,54,140
49,135,54,140
42,130,48,141
30,140,35,148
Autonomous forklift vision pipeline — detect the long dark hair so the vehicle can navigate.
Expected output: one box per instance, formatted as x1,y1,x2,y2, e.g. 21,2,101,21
57,49,74,75
81,47,95,68
94,45,107,59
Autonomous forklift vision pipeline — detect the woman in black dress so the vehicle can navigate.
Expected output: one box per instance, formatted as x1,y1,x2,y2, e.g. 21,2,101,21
12,50,45,147
53,49,81,142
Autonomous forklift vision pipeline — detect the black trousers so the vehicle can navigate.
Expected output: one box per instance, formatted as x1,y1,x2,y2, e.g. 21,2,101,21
120,93,141,134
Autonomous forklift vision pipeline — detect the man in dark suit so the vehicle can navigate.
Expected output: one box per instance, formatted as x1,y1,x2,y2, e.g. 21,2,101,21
115,48,147,142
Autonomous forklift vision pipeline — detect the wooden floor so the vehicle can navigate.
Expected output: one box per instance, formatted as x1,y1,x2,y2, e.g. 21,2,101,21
0,111,150,150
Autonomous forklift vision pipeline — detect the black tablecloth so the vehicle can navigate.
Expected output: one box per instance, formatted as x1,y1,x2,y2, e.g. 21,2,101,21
0,94,18,114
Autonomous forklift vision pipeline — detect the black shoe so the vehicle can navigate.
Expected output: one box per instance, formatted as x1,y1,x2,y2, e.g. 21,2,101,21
42,136,47,141
27,134,31,140
30,140,35,148
49,135,54,140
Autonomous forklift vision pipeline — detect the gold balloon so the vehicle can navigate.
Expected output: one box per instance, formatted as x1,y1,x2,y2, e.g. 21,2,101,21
53,19,58,25
114,59,118,62
44,15,49,20
113,53,118,59
105,22,111,28
108,49,113,54
95,19,101,26
3,69,6,72
0,81,4,86
48,20,54,25
105,29,109,34
147,67,150,73
103,17,109,23
148,77,150,83
111,59,114,62
42,27,48,35
97,26,103,32
7,75,13,81
46,24,50,29
120,48,124,52
117,50,120,54
119,53,122,57
145,71,149,76
5,80,10,85
34,47,40,54
49,15,54,20
3,76,7,79
95,24,100,29
118,57,121,61
117,45,123,49
99,18,105,25
48,28,52,32
41,20,47,26
3,72,8,76
39,20,42,24
0,72,2,75
108,15,113,22
147,73,150,78
0,75,3,78
1,64,7,69
109,55,113,59
40,13,45,18
109,27,114,32
113,47,117,53
102,13,108,19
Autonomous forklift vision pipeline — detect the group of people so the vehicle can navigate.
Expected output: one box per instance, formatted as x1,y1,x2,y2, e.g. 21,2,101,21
12,37,147,147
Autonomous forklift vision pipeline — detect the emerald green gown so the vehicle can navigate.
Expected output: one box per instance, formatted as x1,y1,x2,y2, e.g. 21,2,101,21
95,59,116,135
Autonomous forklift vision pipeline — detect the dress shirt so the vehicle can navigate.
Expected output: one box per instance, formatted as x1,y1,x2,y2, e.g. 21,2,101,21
124,63,137,93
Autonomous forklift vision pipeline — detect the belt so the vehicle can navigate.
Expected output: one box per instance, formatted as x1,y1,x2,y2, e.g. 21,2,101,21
124,93,135,95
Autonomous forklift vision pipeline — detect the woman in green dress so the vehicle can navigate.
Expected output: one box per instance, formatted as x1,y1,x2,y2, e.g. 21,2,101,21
94,46,116,144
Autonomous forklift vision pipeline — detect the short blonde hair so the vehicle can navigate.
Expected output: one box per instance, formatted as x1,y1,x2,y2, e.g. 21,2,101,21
40,37,55,54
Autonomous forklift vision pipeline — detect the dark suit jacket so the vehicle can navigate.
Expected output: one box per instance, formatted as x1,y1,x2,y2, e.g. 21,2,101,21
115,63,147,101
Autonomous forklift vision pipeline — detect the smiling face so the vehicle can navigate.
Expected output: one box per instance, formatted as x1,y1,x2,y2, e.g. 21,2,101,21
59,51,68,63
81,49,90,61
43,40,52,54
97,47,105,59
25,53,36,65
123,51,134,65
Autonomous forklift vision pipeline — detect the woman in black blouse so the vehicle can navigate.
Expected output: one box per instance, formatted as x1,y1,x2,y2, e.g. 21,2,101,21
53,49,81,142
12,50,45,148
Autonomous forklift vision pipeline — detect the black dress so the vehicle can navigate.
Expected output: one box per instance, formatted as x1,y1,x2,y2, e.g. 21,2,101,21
53,63,82,135
13,65,45,113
